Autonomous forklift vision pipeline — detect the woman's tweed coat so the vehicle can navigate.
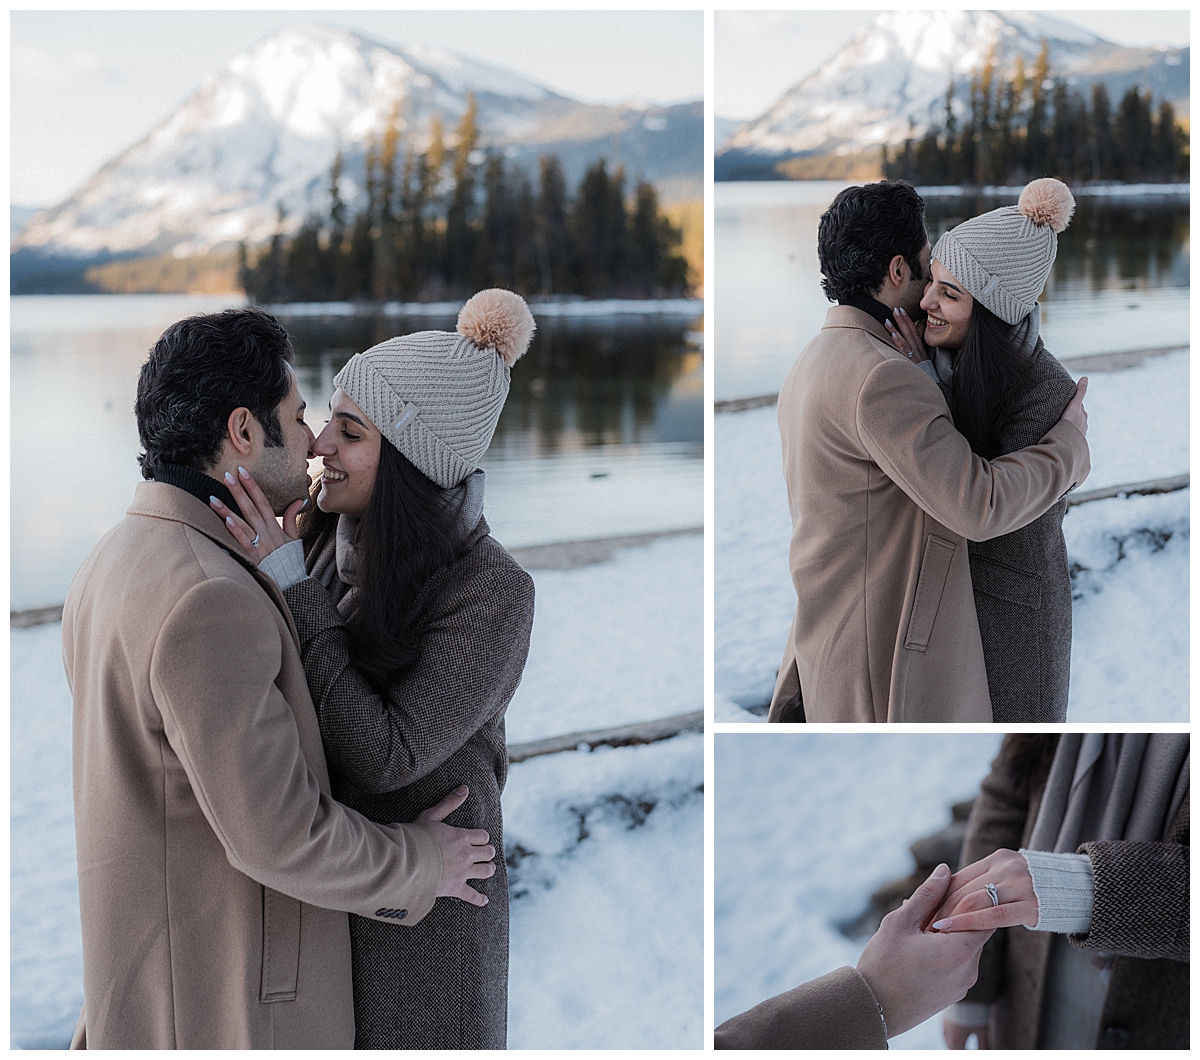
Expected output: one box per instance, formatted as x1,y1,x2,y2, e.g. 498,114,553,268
960,735,1189,1049
941,340,1078,722
283,516,535,1049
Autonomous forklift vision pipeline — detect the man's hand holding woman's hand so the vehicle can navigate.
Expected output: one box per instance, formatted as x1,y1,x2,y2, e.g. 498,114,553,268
209,466,306,562
931,849,1039,1048
855,863,994,1039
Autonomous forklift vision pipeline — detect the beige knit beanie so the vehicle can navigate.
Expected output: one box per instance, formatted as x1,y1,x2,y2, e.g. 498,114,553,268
931,178,1075,325
333,289,535,488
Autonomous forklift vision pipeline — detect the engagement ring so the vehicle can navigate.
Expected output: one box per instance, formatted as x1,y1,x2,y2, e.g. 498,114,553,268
251,533,260,548
986,882,999,907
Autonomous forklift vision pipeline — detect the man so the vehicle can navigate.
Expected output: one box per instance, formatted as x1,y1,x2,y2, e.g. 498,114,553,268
769,181,1089,723
63,308,496,1048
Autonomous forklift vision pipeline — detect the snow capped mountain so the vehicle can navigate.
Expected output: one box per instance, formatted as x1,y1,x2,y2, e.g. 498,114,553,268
717,10,1189,178
14,23,699,263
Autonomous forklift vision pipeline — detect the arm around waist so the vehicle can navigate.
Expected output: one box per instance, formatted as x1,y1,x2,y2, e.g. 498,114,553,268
150,576,441,923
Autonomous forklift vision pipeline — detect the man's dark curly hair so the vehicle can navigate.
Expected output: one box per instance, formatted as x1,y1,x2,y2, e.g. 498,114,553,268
817,181,929,302
135,307,294,478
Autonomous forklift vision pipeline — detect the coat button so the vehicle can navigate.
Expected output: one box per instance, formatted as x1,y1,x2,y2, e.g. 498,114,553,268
376,908,388,917
1103,1026,1130,1045
398,909,407,919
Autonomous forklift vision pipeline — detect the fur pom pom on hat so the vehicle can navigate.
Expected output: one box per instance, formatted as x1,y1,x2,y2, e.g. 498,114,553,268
334,289,534,488
1018,177,1075,233
931,177,1074,326
457,288,536,367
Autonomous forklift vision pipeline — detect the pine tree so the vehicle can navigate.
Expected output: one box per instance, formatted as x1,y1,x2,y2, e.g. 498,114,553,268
445,94,480,290
535,155,572,294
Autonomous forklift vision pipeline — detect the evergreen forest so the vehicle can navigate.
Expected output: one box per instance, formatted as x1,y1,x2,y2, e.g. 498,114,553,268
241,95,690,305
883,43,1188,186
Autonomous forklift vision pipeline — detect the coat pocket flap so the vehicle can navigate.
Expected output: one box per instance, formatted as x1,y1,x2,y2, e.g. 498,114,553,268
905,536,956,652
970,554,1044,610
261,887,301,1003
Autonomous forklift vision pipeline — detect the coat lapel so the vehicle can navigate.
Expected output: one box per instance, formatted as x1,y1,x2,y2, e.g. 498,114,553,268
127,481,303,649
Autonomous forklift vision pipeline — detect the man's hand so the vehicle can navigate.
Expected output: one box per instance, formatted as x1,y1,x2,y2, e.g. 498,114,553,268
928,848,1038,933
1061,376,1088,436
416,785,496,908
944,1019,990,1049
856,864,994,1038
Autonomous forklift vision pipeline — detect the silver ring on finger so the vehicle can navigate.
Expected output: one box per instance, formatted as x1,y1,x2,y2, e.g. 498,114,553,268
251,532,261,548
907,349,914,358
985,882,999,907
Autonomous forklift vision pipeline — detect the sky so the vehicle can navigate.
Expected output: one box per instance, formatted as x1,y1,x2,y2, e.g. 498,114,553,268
11,10,703,208
717,9,1191,121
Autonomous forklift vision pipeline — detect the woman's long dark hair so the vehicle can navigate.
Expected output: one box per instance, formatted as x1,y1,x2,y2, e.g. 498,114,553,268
298,439,470,687
949,302,1035,459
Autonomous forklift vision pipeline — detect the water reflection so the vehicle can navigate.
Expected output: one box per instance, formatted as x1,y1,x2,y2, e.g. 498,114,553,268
923,194,1189,296
286,313,704,457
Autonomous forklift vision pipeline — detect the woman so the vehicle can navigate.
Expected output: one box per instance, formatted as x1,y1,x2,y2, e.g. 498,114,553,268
928,733,1188,1049
213,288,537,1048
885,177,1081,722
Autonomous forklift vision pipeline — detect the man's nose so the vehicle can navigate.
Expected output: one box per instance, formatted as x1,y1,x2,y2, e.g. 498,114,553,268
311,426,336,456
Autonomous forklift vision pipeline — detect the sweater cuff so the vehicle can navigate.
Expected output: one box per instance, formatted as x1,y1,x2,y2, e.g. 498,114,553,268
917,359,939,383
945,1001,991,1026
257,538,307,591
1020,849,1094,933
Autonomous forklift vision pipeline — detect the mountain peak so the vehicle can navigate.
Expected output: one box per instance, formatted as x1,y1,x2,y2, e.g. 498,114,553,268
13,22,700,264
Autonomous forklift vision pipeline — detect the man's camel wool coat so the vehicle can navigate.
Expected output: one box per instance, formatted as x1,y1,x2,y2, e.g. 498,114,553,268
768,306,1089,723
62,482,443,1049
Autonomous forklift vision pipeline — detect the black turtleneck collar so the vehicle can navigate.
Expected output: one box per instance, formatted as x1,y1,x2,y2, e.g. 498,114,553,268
149,463,244,520
838,293,895,330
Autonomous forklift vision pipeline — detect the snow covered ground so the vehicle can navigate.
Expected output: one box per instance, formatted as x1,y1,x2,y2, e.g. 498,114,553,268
715,733,1004,1050
9,535,702,1049
715,349,1189,721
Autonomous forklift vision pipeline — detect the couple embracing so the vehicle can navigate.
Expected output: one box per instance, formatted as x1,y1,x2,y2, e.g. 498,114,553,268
63,290,536,1048
771,177,1091,723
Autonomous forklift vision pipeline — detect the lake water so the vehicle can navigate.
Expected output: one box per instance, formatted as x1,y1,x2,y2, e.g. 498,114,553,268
715,181,1190,401
12,295,703,610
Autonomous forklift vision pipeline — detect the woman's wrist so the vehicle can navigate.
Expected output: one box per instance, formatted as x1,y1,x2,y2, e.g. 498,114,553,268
1019,849,1094,933
257,537,308,590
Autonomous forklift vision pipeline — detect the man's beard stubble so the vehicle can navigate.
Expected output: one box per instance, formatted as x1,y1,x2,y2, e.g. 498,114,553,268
254,444,312,516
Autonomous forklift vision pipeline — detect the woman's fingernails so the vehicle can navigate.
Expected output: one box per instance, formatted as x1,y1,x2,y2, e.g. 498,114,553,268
931,863,950,879
932,918,952,931
225,472,235,484
209,496,221,507
238,466,249,478
895,307,905,315
225,516,234,526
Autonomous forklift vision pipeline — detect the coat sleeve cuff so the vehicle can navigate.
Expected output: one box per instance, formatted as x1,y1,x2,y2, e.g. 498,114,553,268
363,821,443,927
714,966,887,1049
257,538,308,591
1021,849,1094,933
